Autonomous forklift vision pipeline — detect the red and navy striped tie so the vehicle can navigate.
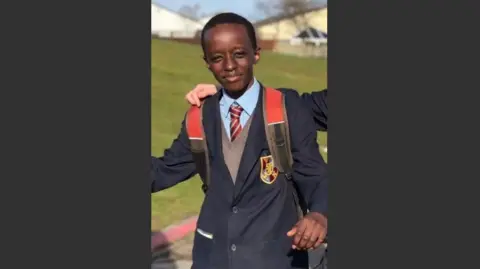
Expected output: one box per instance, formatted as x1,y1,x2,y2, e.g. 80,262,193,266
229,103,244,141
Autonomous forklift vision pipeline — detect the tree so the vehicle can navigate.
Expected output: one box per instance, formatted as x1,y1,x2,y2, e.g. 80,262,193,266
255,0,323,17
178,3,201,20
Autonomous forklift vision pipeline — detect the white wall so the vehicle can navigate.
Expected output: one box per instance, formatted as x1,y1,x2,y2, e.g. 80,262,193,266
198,16,212,26
151,4,203,38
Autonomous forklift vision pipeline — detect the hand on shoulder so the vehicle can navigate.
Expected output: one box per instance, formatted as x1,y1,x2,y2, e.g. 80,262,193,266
185,84,219,107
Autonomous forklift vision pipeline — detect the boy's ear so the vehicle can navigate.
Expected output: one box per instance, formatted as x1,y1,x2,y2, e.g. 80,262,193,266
254,47,261,64
202,55,210,69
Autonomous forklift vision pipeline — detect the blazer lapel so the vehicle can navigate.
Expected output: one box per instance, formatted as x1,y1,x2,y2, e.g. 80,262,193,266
233,86,267,199
202,92,235,201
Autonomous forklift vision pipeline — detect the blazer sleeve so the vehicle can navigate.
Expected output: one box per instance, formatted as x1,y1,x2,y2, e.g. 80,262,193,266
285,90,328,217
150,115,198,192
300,89,328,132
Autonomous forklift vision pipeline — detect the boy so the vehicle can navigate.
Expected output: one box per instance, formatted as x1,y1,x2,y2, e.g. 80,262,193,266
151,13,328,269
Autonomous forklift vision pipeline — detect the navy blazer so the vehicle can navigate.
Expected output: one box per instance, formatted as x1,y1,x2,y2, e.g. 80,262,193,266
301,89,328,132
151,85,328,269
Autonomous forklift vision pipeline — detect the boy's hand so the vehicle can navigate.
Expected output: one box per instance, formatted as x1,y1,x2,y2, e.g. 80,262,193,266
185,84,218,107
287,212,327,250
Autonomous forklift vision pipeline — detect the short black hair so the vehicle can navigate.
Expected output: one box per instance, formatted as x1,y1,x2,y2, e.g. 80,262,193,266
200,12,258,53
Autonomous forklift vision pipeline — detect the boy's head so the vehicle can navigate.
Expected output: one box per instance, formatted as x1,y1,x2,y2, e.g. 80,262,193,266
201,12,260,95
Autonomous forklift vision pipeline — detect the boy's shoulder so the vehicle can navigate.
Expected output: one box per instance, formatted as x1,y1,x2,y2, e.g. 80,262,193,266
201,90,222,106
272,87,298,95
271,87,303,108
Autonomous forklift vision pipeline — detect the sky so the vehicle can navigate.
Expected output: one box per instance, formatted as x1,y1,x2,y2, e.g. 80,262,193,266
153,0,260,21
153,0,327,21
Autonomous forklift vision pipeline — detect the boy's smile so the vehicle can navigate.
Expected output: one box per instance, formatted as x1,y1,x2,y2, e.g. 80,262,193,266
203,23,260,98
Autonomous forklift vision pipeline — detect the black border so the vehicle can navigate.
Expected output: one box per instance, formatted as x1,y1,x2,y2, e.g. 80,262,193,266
4,0,478,267
330,0,479,268
2,0,151,268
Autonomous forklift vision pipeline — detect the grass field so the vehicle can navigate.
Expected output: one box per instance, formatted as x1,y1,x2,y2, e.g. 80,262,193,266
151,39,327,230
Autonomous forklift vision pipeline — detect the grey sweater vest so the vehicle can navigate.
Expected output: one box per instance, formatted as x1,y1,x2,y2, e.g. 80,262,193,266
221,116,253,184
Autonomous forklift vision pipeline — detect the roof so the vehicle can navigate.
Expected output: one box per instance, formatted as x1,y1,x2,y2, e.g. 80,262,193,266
294,27,327,39
253,4,327,27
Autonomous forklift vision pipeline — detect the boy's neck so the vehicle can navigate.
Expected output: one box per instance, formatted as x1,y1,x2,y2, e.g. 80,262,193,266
223,78,255,100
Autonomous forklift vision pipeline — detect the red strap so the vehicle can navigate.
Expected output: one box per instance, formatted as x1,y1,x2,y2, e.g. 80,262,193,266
188,88,283,137
265,87,285,124
186,106,203,139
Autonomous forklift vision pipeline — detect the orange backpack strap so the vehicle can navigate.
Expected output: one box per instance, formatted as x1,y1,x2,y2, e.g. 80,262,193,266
185,105,210,193
263,87,294,174
263,87,306,219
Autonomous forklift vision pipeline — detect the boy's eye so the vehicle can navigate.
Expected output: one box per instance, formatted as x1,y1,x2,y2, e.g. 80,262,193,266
211,56,222,62
234,52,246,57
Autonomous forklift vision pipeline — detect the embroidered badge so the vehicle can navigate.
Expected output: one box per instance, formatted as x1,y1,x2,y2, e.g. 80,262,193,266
260,155,279,184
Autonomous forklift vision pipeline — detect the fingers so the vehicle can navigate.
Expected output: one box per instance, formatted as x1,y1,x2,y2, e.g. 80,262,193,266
185,85,203,107
198,85,217,98
288,217,327,251
185,91,196,106
298,224,312,249
313,227,327,249
304,223,321,249
193,93,201,107
185,84,218,107
292,221,308,249
287,227,297,237
287,225,299,249
185,92,200,107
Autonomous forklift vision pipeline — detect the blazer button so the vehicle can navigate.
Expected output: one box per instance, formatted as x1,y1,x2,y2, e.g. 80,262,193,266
231,244,237,251
232,206,238,213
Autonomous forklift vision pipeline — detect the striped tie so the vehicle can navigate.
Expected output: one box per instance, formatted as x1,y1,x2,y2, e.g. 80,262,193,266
229,103,244,141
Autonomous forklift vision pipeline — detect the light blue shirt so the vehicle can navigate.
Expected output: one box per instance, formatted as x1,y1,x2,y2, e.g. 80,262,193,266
219,78,260,140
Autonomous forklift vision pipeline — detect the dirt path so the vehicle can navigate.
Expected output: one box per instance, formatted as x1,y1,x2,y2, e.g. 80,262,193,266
152,232,194,269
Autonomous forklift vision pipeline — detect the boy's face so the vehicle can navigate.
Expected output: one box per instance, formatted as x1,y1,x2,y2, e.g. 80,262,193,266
203,23,260,93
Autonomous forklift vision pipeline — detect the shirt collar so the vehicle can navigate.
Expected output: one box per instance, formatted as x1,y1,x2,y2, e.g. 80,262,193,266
219,77,260,117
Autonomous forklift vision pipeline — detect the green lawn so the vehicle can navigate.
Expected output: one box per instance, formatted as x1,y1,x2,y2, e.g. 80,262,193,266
151,39,327,230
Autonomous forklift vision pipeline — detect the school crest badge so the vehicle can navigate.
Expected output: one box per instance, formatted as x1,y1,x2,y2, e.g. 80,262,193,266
260,155,279,184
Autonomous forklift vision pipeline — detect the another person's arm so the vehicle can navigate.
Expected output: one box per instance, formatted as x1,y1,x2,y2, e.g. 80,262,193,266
300,89,328,132
284,90,328,250
151,116,197,192
185,84,328,131
185,84,219,107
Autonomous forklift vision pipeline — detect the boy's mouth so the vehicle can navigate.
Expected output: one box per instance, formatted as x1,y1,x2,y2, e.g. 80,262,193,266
224,74,241,83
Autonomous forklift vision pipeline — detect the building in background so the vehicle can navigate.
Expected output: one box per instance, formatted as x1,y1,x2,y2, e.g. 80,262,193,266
151,3,203,38
254,5,327,41
254,5,327,57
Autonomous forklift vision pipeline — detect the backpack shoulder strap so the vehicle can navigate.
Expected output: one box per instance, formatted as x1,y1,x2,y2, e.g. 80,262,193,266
185,105,211,193
263,87,307,219
263,87,293,174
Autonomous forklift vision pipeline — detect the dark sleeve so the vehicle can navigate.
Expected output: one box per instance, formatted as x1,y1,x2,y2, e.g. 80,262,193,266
300,89,328,132
150,116,197,192
286,90,328,217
